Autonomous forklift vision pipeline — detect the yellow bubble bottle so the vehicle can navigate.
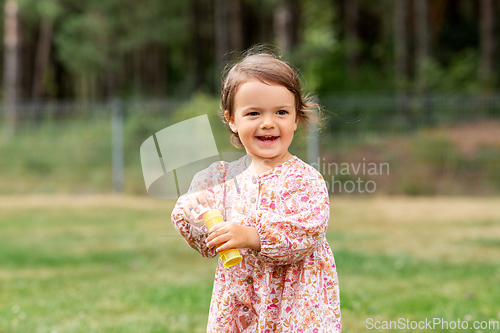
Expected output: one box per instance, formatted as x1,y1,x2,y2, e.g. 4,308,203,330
198,209,242,268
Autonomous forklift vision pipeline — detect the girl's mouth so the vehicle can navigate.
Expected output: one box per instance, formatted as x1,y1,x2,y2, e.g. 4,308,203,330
256,136,279,145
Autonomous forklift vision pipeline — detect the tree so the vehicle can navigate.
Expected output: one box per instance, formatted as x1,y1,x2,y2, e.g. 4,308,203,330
414,0,430,85
414,0,433,125
214,0,244,86
394,0,413,127
53,0,189,99
214,0,229,76
479,0,495,90
344,0,360,76
273,0,300,53
228,0,243,55
3,0,20,137
32,0,60,101
394,0,409,88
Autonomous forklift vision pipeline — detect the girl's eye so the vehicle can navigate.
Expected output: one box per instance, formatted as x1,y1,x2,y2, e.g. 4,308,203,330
277,110,288,115
246,112,259,116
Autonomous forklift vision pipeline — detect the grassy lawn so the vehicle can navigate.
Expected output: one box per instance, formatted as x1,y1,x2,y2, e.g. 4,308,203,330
0,195,499,332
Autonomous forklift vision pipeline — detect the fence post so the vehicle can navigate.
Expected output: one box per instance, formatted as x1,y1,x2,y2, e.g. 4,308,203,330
308,97,320,171
112,98,124,193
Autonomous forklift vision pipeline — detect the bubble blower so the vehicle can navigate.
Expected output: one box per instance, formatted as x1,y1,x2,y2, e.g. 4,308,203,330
193,206,243,268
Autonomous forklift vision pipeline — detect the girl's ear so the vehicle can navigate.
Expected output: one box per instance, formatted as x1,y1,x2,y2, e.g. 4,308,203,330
293,114,299,131
224,110,237,133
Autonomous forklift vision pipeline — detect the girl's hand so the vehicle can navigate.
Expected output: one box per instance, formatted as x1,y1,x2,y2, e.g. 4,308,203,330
206,222,261,252
181,190,215,224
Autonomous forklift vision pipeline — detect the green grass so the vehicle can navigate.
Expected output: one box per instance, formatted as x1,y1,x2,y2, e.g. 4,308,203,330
1,196,499,332
0,201,215,333
335,250,499,330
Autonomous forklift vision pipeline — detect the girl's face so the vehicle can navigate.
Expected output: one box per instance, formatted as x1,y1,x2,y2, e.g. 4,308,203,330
225,79,298,169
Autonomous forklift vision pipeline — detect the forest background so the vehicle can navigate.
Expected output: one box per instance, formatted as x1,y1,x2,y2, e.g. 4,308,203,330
2,0,499,100
2,0,500,196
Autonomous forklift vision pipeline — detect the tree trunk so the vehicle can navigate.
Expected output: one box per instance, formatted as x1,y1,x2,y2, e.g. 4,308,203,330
332,0,345,39
152,45,166,96
414,0,433,126
214,0,229,75
228,0,243,54
414,0,429,81
3,0,20,137
133,49,142,95
103,72,115,99
345,0,360,76
273,0,300,53
32,17,53,101
479,0,495,90
191,0,205,90
382,0,394,56
394,0,409,87
394,0,413,128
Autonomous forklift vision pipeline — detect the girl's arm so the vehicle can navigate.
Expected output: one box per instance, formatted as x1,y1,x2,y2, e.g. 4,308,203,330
245,168,330,265
171,162,226,259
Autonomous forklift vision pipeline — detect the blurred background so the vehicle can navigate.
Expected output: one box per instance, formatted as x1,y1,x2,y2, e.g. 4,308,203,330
0,0,499,195
0,0,499,332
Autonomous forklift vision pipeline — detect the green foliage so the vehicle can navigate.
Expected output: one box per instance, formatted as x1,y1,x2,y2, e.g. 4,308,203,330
124,113,166,150
0,114,112,194
400,176,435,196
472,146,500,190
412,132,460,171
170,93,222,124
169,93,237,153
35,0,61,19
291,0,394,94
51,0,189,77
422,49,481,93
293,45,394,95
124,93,235,153
7,0,500,99
55,13,108,73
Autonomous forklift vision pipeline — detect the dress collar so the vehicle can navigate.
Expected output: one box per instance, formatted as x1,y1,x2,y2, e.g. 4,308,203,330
242,154,297,179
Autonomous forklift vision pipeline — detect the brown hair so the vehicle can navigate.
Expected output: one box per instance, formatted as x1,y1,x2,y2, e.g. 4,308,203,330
220,48,322,148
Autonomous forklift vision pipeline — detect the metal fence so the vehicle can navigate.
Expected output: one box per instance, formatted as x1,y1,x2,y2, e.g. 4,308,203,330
321,93,500,134
1,94,499,195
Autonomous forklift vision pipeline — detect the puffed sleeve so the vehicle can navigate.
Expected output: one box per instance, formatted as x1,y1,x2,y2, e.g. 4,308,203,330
171,161,226,259
246,167,330,265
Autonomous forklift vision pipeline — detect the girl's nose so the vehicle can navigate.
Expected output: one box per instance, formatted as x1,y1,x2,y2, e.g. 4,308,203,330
260,115,275,129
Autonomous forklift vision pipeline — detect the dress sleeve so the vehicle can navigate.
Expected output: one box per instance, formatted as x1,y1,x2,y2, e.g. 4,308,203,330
170,161,226,259
246,168,330,265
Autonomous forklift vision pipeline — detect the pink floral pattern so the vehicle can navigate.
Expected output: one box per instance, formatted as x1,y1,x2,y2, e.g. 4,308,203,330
171,155,341,332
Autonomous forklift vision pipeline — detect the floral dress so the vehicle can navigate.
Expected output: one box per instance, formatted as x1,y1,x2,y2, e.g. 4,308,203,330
171,155,341,332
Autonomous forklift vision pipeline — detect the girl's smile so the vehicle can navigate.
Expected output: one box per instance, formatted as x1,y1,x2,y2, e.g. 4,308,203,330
225,79,298,173
256,135,279,145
